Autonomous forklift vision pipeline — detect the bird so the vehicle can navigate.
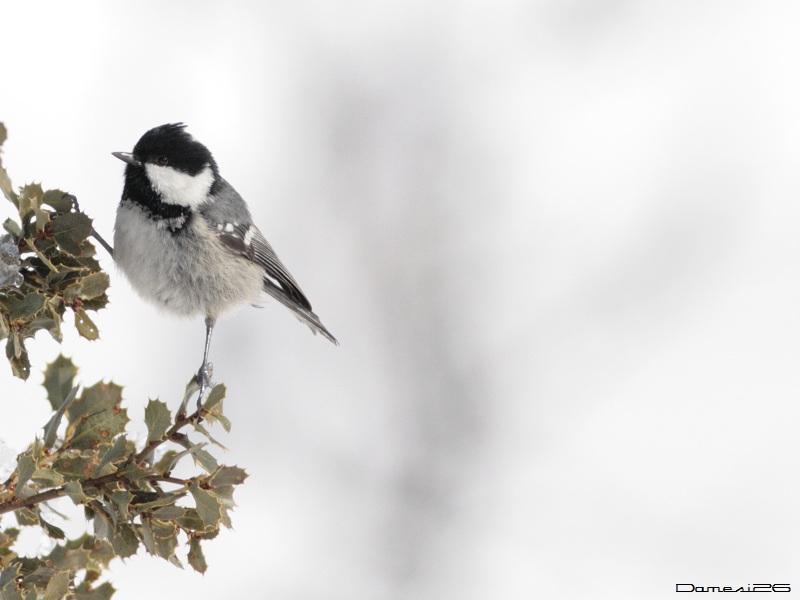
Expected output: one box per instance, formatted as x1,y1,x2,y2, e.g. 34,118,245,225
112,123,337,406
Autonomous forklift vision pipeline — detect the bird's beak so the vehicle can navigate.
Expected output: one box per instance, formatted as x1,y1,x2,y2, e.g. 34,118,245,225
112,151,142,167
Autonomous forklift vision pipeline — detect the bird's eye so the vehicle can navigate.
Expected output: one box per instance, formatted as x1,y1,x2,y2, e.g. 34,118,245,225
156,156,169,166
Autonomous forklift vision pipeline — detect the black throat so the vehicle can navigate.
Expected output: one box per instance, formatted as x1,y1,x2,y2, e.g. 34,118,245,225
121,167,190,232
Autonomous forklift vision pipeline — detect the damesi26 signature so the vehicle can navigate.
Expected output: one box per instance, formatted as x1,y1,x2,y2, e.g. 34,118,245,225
676,583,791,593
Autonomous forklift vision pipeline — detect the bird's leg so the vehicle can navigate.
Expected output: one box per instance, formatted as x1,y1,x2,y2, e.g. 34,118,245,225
196,315,216,407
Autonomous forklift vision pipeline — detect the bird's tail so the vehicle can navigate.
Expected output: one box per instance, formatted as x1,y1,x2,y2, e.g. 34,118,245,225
261,282,338,345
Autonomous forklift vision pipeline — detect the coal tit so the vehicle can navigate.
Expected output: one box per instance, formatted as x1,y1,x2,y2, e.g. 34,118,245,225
112,123,337,403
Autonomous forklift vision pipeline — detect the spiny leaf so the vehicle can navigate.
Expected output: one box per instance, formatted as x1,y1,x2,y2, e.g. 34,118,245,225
5,292,45,320
189,481,221,528
174,437,218,473
92,504,114,540
110,523,139,559
63,272,109,303
132,493,186,513
68,382,123,423
14,453,35,496
18,183,50,233
202,384,231,432
43,534,115,572
159,442,208,474
110,490,134,520
94,435,133,475
178,378,200,415
65,407,128,450
0,528,20,552
6,330,31,379
73,580,115,600
153,449,180,473
39,516,66,541
208,465,248,488
140,518,179,562
144,399,171,443
42,570,70,600
42,384,79,448
53,451,102,481
30,468,66,487
139,519,155,556
150,506,185,520
43,355,77,410
187,538,207,574
49,211,92,255
15,506,39,527
41,190,75,213
63,481,87,504
74,307,99,340
76,272,109,300
175,509,210,535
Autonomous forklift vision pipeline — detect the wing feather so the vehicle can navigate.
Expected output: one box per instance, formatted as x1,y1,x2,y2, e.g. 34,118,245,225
213,221,337,344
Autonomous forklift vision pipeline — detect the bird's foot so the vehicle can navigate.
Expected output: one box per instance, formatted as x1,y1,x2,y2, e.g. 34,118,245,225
196,362,214,408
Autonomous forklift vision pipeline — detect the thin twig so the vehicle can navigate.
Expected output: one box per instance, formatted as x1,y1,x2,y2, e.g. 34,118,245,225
0,404,203,516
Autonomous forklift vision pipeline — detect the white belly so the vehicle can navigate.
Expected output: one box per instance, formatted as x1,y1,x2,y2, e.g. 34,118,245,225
113,204,264,319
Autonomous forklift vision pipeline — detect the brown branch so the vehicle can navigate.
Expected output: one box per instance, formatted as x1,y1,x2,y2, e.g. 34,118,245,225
133,405,203,464
0,407,203,516
0,486,68,514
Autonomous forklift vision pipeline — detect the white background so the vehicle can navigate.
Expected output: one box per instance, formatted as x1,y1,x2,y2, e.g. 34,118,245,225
2,2,800,598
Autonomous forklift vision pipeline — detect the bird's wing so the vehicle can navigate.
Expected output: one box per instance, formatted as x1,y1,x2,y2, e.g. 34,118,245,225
200,182,337,343
215,220,310,309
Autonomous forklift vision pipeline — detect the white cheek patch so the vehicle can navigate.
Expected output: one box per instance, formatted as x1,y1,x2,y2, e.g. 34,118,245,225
145,163,215,209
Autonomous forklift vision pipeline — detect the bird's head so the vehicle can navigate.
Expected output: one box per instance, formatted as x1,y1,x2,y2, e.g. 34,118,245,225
113,123,218,210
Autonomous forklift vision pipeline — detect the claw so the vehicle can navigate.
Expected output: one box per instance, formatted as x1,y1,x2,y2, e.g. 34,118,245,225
195,316,217,410
196,362,214,407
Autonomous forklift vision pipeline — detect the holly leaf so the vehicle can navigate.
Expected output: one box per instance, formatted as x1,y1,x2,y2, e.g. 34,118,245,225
68,382,123,423
39,516,66,541
110,523,139,559
42,384,79,449
189,481,221,528
187,538,207,574
63,272,109,304
76,272,109,300
141,518,179,563
42,570,70,600
14,453,35,496
43,355,78,411
73,581,115,600
74,307,99,340
208,465,248,488
18,183,50,233
63,481,87,504
94,435,133,475
6,292,45,320
144,399,171,443
41,190,75,213
202,384,230,432
65,407,128,450
6,330,31,379
52,451,101,481
49,211,92,255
